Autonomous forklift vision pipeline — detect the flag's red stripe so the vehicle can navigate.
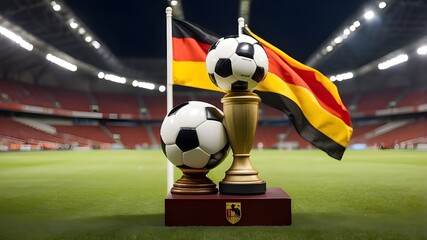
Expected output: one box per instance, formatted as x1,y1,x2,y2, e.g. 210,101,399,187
173,37,211,62
265,47,352,127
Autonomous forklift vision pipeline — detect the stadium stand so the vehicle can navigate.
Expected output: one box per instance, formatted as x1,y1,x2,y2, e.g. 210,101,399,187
93,92,141,115
53,125,115,144
395,86,427,108
354,88,402,114
106,125,152,149
1,81,426,151
142,95,167,120
48,87,92,112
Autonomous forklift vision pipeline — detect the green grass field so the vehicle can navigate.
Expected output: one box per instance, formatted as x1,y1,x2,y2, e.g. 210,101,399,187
0,149,426,239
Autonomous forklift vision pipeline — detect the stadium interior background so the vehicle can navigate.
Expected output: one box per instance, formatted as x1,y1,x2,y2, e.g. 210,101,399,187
0,0,426,152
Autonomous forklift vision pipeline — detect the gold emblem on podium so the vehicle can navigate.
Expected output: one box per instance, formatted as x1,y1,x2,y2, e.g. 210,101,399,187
226,202,242,224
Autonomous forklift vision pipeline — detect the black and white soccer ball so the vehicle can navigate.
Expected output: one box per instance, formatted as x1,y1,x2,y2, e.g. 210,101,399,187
160,101,229,169
206,34,268,91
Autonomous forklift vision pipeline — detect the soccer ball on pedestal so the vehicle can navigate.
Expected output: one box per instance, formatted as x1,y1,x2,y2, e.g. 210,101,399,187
160,101,229,170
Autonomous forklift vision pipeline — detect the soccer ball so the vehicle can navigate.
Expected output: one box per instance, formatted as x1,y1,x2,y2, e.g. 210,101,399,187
206,34,268,91
160,101,229,169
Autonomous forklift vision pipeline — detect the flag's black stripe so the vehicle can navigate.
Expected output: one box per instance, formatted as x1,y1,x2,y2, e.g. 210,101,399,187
172,19,220,44
254,90,346,160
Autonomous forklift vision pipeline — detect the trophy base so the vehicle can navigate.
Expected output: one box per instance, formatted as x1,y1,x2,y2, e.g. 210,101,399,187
165,187,291,226
171,168,218,195
219,181,266,195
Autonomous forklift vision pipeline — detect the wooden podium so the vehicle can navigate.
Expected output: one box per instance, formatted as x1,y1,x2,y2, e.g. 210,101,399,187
165,188,291,226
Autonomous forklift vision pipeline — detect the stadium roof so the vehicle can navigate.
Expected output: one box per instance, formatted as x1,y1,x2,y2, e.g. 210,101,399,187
0,0,426,92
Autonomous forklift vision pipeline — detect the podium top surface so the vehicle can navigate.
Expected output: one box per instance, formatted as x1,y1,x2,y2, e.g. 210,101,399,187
165,187,290,200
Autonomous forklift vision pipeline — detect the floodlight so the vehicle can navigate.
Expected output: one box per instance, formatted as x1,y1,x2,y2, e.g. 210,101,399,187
51,1,61,11
46,53,77,72
353,21,361,28
91,41,100,49
343,29,351,36
378,54,408,70
159,85,166,92
334,36,343,44
378,2,386,9
0,26,33,51
417,46,427,55
104,74,126,84
98,72,105,79
364,10,374,20
84,36,92,42
326,46,333,52
78,28,86,35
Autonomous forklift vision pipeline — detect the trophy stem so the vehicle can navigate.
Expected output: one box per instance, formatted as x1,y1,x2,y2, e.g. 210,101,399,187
171,168,218,195
219,91,266,195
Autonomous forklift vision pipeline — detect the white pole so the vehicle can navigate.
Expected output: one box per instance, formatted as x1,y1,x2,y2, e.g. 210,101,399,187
238,17,245,36
165,7,174,194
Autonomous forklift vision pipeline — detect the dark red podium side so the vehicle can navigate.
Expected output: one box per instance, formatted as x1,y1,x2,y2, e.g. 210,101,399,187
165,187,291,226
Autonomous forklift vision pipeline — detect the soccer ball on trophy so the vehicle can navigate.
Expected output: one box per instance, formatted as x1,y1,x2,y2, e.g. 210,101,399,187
160,101,230,194
206,34,269,91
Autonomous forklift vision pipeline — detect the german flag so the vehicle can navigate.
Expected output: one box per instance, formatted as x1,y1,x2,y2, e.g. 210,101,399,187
172,19,223,92
244,27,352,160
171,19,353,160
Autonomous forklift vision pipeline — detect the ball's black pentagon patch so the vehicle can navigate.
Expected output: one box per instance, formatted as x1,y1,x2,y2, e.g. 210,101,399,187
168,102,189,117
176,128,199,152
215,58,233,78
252,66,265,82
231,80,248,91
235,42,254,59
205,107,223,121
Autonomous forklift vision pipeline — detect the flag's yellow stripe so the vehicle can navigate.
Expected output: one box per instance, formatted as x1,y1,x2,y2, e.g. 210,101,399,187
172,61,225,93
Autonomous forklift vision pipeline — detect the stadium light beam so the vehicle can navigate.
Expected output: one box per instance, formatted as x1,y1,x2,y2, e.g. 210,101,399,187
378,54,408,70
46,54,77,72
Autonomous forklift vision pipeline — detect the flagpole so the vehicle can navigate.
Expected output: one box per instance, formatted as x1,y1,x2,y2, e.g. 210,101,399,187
238,17,245,36
165,6,174,193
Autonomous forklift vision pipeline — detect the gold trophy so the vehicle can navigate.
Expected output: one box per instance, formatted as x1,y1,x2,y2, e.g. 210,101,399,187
204,31,269,195
219,90,266,194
